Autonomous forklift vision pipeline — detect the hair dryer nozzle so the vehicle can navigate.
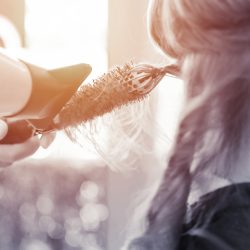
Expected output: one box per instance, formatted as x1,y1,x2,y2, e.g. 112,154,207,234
1,62,91,144
14,63,91,125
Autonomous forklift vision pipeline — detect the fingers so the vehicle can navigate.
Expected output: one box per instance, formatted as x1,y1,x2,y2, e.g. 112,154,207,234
0,119,8,140
0,161,12,167
0,136,40,164
40,132,56,149
0,118,56,167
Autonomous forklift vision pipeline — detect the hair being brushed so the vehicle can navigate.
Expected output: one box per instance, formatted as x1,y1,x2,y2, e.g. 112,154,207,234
55,63,178,130
54,62,178,169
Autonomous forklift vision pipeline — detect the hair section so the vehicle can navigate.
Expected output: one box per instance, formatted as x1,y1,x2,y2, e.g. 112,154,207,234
128,0,250,249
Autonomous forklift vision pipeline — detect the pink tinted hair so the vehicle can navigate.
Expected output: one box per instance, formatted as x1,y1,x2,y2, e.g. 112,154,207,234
128,0,250,249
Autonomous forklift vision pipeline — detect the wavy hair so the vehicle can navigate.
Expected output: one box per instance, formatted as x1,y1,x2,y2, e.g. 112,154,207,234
128,0,250,249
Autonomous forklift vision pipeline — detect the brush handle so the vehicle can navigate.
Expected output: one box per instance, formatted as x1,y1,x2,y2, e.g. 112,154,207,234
0,120,35,144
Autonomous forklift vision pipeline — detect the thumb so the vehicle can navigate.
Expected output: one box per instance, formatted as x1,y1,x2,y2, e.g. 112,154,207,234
0,120,8,140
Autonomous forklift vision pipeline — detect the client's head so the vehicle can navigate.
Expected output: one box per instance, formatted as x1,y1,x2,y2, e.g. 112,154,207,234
149,0,250,58
128,1,250,249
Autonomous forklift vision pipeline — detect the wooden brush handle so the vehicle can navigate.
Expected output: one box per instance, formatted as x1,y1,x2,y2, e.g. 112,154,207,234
0,120,35,144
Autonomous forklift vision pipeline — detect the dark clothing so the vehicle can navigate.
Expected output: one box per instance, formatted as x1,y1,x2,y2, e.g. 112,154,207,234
178,183,250,250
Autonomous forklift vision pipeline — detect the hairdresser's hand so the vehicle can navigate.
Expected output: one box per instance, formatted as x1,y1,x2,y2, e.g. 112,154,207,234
0,119,55,167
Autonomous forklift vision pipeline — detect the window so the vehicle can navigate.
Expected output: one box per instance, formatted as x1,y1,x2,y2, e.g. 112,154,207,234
24,0,108,160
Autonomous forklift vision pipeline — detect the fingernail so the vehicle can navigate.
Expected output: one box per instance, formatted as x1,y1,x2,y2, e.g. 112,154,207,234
0,120,8,140
40,133,56,149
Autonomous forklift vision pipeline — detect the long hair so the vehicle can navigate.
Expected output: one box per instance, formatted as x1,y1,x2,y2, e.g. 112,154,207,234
128,0,250,249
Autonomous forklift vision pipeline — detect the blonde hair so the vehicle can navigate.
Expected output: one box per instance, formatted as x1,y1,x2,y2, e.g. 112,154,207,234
128,0,250,249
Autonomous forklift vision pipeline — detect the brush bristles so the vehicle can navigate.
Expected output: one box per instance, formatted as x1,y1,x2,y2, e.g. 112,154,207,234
56,63,143,129
55,62,175,130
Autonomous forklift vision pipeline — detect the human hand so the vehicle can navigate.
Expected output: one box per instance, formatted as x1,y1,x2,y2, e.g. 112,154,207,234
0,119,55,167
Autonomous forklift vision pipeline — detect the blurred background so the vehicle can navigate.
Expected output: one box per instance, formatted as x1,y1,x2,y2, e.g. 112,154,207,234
0,0,184,249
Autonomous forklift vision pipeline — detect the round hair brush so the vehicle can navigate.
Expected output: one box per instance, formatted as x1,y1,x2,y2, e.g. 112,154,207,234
55,63,179,130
